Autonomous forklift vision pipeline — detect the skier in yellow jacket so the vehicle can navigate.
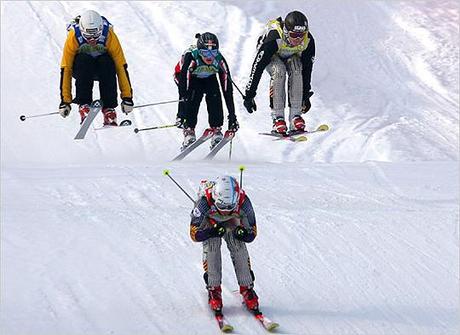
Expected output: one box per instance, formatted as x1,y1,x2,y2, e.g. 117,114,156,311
58,10,134,126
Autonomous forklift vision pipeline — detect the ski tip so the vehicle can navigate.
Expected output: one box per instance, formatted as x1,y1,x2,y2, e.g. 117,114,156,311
92,100,103,108
266,322,280,332
221,324,234,333
317,124,329,131
120,120,132,127
294,136,308,142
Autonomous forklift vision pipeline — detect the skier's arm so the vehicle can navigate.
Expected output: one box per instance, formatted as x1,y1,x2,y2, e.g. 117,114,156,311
244,30,280,100
177,52,194,100
190,197,219,242
300,32,315,100
106,29,133,100
59,30,79,104
218,57,236,122
238,196,257,243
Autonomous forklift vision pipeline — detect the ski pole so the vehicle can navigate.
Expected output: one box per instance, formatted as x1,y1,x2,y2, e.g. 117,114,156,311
163,170,195,204
229,76,245,99
239,165,245,189
134,123,178,133
229,139,233,161
133,99,184,110
19,112,60,121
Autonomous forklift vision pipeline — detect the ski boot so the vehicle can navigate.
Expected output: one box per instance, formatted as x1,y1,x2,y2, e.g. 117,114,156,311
102,108,118,126
208,286,223,311
291,115,305,133
240,285,259,311
181,128,196,151
210,127,223,150
79,104,90,124
272,117,287,135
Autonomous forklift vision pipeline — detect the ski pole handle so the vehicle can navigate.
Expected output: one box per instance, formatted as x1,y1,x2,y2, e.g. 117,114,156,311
133,99,184,110
134,123,178,133
19,112,60,121
239,165,245,189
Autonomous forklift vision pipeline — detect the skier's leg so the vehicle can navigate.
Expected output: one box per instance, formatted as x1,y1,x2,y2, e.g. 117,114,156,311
265,56,287,122
181,81,204,148
96,54,119,125
185,81,204,129
205,77,224,128
203,237,223,287
204,77,224,148
203,237,223,310
224,233,254,287
96,53,118,109
73,53,96,105
286,55,305,131
224,233,259,310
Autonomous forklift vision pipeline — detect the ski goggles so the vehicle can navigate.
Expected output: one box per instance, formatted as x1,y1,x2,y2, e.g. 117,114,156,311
216,203,237,212
288,31,306,39
199,49,218,58
82,30,102,41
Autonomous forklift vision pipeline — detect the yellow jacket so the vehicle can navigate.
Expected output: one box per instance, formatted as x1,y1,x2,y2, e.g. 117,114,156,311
59,27,133,104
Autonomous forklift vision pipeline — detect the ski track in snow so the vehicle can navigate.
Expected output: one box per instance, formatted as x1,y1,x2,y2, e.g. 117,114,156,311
1,1,459,335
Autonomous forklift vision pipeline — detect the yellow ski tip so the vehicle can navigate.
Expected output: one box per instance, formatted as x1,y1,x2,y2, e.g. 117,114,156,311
294,136,308,142
317,124,329,131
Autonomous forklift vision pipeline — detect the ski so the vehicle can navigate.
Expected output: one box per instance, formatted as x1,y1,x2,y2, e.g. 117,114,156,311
93,119,132,131
249,309,279,332
172,128,215,161
214,310,234,333
74,100,103,140
259,123,329,142
204,130,236,160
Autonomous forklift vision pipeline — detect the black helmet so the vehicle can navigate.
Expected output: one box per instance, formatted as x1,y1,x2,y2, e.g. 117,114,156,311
196,32,219,50
284,11,308,32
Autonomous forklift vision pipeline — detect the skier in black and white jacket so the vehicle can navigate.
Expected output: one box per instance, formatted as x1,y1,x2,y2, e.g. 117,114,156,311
244,11,315,135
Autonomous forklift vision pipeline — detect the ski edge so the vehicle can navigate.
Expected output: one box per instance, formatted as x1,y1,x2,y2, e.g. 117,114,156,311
172,128,214,161
259,123,329,138
74,100,103,140
204,130,236,160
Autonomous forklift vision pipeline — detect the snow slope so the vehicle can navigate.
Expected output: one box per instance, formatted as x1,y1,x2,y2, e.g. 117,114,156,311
1,1,459,335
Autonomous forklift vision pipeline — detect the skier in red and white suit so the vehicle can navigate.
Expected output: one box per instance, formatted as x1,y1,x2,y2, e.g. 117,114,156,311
190,175,259,312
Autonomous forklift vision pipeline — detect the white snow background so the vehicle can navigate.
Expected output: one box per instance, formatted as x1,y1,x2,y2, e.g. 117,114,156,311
1,1,459,335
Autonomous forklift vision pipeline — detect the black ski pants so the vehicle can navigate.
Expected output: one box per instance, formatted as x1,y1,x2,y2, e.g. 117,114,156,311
183,75,224,129
72,52,118,108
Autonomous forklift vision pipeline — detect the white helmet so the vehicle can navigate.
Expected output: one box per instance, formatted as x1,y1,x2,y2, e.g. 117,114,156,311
212,175,240,212
79,10,103,40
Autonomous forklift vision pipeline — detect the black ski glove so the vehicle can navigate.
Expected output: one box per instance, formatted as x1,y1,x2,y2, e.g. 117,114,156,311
59,102,71,118
234,226,248,241
121,98,134,114
301,91,314,114
243,97,257,114
209,224,226,238
228,115,239,132
176,116,186,129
